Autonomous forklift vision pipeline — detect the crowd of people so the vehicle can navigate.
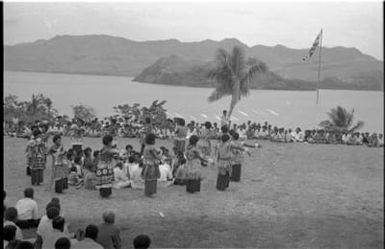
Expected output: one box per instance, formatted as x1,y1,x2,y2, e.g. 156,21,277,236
22,114,261,198
4,110,383,147
3,189,152,249
3,109,383,248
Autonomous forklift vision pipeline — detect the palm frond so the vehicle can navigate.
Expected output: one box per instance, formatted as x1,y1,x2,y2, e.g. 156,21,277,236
215,48,231,67
348,121,364,133
208,89,229,102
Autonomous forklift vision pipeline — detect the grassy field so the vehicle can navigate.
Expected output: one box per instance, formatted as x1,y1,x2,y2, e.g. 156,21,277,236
3,136,384,248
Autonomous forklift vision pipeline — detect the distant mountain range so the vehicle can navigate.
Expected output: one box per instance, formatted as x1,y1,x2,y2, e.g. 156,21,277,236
4,34,383,90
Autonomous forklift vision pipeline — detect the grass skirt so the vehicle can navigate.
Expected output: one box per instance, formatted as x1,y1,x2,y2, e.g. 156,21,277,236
230,164,241,182
145,179,157,197
216,172,230,191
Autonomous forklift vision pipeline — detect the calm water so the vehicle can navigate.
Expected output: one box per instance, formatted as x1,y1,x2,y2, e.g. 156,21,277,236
4,71,384,133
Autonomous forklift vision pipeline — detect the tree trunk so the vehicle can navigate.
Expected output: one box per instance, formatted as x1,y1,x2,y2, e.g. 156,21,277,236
228,78,240,117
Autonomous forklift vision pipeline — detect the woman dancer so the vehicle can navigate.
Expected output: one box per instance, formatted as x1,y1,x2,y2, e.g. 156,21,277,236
215,134,244,191
142,133,162,197
95,135,119,198
48,135,68,192
198,122,212,163
174,118,188,154
185,135,207,193
30,129,47,186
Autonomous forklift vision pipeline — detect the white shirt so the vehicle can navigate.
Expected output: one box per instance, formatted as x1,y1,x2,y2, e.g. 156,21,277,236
158,164,173,182
113,167,129,182
127,163,141,181
37,215,71,237
220,115,229,127
3,220,23,240
15,198,38,220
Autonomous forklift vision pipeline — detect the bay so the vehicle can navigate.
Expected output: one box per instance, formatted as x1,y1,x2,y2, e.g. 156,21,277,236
4,71,383,133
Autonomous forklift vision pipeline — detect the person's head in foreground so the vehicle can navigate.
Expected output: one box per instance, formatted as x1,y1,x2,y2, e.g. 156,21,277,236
46,207,60,220
54,237,71,249
133,234,151,249
5,207,18,223
84,224,99,240
102,211,115,224
24,187,34,199
4,225,17,243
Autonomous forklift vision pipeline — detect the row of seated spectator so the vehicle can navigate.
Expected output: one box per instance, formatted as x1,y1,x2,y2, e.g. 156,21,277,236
3,189,152,249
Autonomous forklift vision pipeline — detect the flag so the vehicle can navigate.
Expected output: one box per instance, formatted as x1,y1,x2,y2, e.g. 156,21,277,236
302,30,322,61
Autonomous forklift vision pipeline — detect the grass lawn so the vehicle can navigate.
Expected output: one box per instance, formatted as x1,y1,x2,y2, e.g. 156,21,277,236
3,136,384,248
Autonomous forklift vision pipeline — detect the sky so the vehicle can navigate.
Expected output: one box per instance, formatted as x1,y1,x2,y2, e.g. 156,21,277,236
4,1,383,60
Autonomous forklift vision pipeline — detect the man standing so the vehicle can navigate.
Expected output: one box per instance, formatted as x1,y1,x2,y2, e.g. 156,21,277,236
220,110,230,129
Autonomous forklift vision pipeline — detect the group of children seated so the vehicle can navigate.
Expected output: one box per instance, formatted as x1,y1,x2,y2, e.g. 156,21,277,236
59,143,183,193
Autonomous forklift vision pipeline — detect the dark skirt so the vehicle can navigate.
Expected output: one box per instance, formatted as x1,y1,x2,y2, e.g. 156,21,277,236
186,179,201,193
26,166,31,176
31,169,44,185
145,180,157,197
99,187,112,198
54,178,65,193
216,172,230,191
230,164,241,182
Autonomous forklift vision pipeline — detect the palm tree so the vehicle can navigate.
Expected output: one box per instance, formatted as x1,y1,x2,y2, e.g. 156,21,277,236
207,46,267,117
319,106,364,133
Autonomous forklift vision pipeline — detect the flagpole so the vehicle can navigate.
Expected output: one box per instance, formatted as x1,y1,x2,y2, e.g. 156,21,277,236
316,29,323,104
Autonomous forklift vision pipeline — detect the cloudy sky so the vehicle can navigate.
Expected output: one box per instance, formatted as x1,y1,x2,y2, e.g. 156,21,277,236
4,1,383,60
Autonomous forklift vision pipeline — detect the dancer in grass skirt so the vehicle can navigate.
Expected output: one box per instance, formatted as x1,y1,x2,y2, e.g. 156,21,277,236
29,129,48,186
185,135,207,193
48,135,68,191
140,117,153,156
215,134,244,191
198,122,212,160
142,133,162,197
229,132,262,182
95,135,119,198
174,118,188,154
